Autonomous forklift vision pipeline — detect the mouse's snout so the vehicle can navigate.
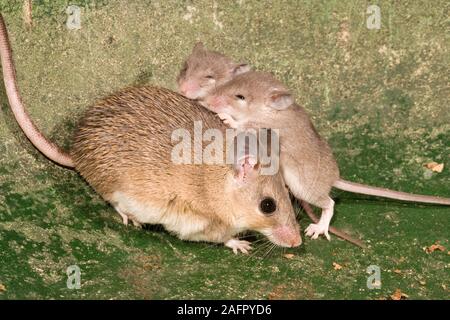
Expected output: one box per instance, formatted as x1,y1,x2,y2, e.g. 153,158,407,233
271,225,302,247
179,81,200,99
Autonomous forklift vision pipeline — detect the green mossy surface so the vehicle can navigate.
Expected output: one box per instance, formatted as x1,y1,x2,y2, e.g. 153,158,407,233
0,0,448,299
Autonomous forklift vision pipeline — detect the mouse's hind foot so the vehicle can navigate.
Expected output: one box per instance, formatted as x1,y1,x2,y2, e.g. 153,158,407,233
304,198,334,241
117,210,129,225
305,223,330,240
115,207,142,228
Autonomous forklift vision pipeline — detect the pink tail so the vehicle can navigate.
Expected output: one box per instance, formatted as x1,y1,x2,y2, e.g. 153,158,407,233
334,179,450,205
0,14,73,167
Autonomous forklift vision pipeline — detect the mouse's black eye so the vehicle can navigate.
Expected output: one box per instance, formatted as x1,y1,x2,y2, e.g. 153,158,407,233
205,75,214,79
260,197,277,215
235,94,245,100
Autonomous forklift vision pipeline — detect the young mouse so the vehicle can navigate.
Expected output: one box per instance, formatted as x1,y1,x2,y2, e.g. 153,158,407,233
202,71,450,240
0,15,301,254
177,45,365,248
177,42,250,100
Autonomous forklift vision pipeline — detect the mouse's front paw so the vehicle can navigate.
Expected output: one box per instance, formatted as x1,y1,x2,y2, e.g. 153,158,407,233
225,239,252,254
218,113,238,129
305,223,331,241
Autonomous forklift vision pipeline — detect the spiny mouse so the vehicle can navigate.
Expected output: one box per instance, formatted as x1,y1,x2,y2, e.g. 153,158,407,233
0,14,301,254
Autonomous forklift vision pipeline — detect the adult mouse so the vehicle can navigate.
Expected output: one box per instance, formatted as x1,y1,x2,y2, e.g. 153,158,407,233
0,14,301,254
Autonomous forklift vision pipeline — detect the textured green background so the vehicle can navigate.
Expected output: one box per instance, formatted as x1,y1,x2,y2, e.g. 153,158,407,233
0,0,449,299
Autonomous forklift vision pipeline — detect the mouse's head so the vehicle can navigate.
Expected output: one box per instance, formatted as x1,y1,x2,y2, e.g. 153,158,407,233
225,132,301,248
177,42,250,100
205,71,294,125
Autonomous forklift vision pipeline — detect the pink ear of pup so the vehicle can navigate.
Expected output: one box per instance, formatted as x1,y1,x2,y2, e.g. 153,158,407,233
232,63,251,76
268,91,293,110
234,155,259,184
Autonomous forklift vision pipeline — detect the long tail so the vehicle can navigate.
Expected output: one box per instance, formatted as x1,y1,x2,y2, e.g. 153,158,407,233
334,179,450,205
0,14,74,167
299,201,366,248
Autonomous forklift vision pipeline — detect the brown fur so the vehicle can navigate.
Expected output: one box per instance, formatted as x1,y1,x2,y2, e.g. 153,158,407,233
71,86,300,245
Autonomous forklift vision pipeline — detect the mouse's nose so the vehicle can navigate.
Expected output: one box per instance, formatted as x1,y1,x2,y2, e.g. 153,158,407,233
272,225,302,247
180,82,199,99
290,235,302,247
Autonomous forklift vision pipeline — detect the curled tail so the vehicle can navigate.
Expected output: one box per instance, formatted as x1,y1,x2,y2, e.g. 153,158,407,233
334,179,450,205
0,14,73,167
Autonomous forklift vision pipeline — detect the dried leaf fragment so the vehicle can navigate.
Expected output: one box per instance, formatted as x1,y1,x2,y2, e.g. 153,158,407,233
283,253,295,260
390,289,409,300
0,284,6,292
424,243,446,253
424,162,444,173
332,262,343,270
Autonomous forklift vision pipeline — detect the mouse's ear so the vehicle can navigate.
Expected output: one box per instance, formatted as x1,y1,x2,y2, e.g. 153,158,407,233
231,131,260,184
231,63,251,76
193,42,205,52
268,90,293,110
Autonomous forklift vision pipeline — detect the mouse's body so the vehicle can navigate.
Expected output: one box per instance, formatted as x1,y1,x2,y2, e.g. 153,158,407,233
263,103,339,239
71,86,301,252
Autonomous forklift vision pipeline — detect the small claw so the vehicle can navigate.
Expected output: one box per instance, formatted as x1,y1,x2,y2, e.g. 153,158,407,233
218,113,238,128
304,225,314,237
217,113,228,121
305,223,330,241
115,208,130,226
225,239,252,254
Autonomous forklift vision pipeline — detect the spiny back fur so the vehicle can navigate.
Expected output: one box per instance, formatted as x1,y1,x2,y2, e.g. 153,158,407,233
71,86,225,195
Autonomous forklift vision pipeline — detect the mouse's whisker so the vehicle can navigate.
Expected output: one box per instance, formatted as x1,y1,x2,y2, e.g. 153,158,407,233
248,240,271,258
262,244,277,260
